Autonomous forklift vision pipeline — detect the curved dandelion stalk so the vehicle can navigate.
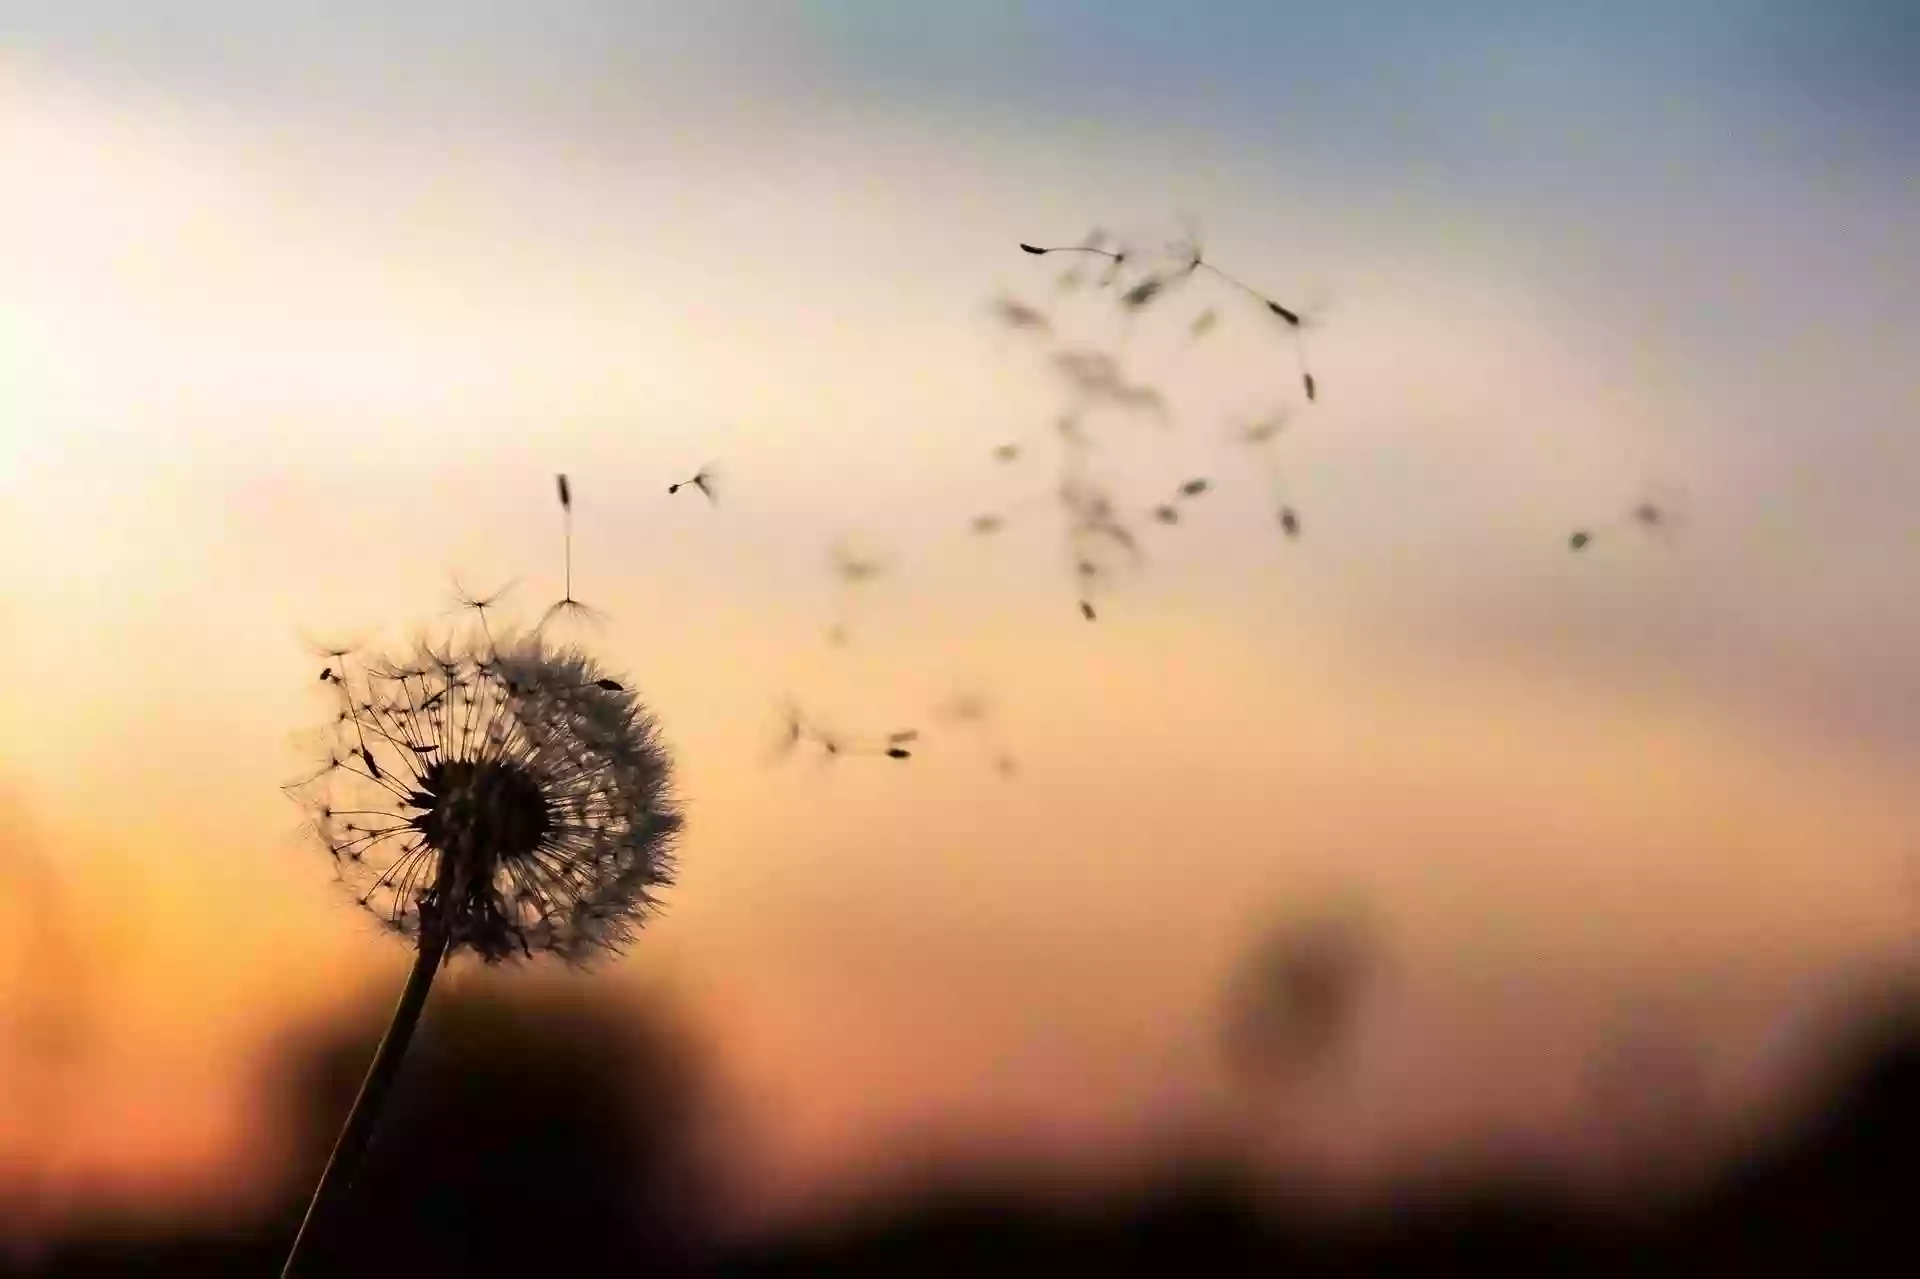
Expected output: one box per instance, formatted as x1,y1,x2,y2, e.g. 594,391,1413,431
279,623,681,1276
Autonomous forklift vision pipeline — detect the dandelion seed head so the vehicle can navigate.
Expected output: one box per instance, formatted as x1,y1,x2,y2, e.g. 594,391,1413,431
289,631,680,966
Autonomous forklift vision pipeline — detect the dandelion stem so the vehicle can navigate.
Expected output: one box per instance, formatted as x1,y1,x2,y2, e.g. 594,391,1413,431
280,922,450,1277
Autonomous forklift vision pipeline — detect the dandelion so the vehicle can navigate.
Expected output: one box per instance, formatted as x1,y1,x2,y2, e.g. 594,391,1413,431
279,625,680,1276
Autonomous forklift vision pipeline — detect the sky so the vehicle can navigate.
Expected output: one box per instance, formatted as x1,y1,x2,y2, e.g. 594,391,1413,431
3,0,1919,1239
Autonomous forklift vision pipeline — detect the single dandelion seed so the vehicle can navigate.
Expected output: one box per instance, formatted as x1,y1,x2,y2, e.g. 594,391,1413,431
762,697,809,766
1080,599,1097,621
970,514,1006,535
825,536,888,648
1121,276,1167,310
934,688,1020,779
1279,506,1302,539
1237,411,1290,447
992,443,1021,463
1049,349,1167,420
543,473,602,632
1179,478,1211,499
830,538,886,584
1192,255,1317,403
1153,504,1181,525
1570,485,1687,556
765,698,916,766
1627,489,1689,544
1019,239,1124,266
667,462,721,505
279,627,680,1276
989,295,1051,331
449,575,517,654
939,693,989,723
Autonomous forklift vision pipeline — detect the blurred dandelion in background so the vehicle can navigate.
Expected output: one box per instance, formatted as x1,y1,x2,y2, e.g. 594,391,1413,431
1220,906,1379,1090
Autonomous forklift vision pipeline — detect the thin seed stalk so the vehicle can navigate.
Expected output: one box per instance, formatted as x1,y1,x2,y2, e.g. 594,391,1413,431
279,920,450,1278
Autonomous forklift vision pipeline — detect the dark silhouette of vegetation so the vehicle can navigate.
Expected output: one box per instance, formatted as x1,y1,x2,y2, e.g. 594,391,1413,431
16,984,1920,1276
18,980,714,1278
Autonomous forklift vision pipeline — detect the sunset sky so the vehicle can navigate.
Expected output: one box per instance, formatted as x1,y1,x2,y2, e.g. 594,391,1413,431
3,0,1919,1239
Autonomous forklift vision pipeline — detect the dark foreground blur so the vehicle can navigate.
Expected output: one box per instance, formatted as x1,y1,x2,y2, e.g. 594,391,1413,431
8,978,1920,1278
